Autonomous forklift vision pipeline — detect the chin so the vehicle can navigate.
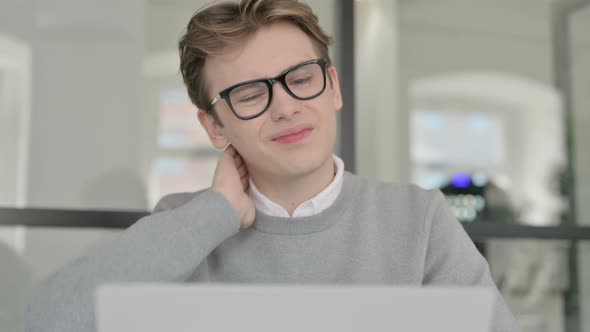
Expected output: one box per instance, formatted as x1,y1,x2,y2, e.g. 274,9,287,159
278,149,332,177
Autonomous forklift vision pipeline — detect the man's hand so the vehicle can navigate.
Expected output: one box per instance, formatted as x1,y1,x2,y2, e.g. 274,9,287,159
211,145,256,228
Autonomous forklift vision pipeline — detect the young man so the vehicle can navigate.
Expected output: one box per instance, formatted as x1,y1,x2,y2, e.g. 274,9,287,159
26,0,520,331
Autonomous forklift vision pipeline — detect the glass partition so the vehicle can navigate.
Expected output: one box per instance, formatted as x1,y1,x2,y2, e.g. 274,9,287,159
0,225,122,332
0,0,342,212
1,0,589,332
570,2,590,331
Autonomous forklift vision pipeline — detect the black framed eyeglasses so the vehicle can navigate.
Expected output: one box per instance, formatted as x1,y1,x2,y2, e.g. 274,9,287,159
207,58,328,120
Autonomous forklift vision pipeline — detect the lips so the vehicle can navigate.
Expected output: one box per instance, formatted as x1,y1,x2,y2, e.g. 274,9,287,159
274,128,312,144
271,124,313,141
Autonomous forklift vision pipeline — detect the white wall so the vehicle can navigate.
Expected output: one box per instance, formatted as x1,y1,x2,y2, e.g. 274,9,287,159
25,0,147,211
354,0,402,183
0,35,31,208
0,2,34,209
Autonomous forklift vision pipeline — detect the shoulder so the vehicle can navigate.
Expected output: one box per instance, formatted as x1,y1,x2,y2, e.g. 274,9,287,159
346,171,443,210
152,189,208,213
344,171,446,229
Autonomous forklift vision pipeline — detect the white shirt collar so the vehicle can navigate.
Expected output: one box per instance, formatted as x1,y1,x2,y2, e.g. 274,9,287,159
248,154,345,218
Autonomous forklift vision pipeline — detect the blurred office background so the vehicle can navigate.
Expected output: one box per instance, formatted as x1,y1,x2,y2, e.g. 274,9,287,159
0,0,589,331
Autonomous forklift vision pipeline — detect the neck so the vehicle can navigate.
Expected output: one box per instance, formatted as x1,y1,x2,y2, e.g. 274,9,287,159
250,156,336,216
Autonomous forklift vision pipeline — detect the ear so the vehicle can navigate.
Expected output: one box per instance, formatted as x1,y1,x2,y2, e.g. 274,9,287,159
198,110,229,149
327,66,343,112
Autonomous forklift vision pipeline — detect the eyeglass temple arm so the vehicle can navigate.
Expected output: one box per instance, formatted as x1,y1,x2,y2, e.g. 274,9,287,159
209,94,221,108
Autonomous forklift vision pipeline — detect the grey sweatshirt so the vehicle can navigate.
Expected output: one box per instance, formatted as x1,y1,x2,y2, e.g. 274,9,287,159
26,171,520,332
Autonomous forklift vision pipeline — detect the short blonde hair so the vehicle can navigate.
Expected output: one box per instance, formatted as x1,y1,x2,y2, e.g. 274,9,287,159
178,0,333,116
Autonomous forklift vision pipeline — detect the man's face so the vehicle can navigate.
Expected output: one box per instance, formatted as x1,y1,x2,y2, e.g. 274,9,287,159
200,22,343,181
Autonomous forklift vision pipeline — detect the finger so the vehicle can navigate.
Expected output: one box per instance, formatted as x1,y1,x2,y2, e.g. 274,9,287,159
240,175,249,191
233,150,243,161
240,174,249,188
238,165,248,177
234,155,244,168
220,150,233,165
240,168,249,181
225,144,236,157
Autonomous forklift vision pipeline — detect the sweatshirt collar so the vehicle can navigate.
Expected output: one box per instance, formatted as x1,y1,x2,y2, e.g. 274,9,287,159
248,155,345,218
251,171,357,235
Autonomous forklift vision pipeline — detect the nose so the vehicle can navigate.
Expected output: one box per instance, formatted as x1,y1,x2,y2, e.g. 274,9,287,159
268,80,301,122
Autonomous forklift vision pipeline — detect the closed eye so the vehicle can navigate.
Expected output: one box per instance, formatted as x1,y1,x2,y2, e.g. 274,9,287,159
290,76,312,86
238,93,265,103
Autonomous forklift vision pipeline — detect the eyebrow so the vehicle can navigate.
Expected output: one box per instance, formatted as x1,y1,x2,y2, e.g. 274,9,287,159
230,58,314,86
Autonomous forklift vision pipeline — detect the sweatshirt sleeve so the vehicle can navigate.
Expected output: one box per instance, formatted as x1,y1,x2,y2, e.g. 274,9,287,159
25,189,240,332
422,190,521,332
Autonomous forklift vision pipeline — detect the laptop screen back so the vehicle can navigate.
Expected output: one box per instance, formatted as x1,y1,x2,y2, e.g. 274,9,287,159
96,284,494,332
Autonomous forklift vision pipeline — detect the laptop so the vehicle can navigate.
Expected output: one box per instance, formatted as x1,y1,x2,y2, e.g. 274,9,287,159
96,284,494,332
